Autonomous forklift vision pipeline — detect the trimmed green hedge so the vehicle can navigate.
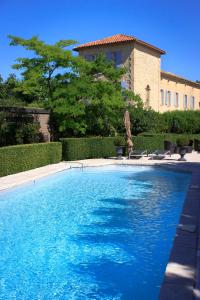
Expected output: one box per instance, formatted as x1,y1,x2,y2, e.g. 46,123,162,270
134,133,200,152
61,137,116,161
133,135,164,152
61,134,200,161
0,142,62,177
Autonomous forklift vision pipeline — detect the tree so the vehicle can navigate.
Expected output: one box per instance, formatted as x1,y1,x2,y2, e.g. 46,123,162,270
8,35,77,104
48,54,127,136
8,35,142,137
0,73,25,106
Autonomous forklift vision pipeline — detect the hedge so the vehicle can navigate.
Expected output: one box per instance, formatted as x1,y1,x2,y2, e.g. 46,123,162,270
61,137,116,161
0,142,62,177
61,134,200,161
134,133,200,152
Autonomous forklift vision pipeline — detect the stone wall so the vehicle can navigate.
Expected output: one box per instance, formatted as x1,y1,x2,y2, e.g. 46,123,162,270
0,107,50,142
78,41,162,110
132,43,161,110
77,42,200,112
78,43,134,89
160,72,200,112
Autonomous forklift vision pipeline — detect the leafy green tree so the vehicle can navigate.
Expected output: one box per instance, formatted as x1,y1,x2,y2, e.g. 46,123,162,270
8,35,77,104
8,36,141,137
0,75,5,98
0,73,25,106
163,110,200,134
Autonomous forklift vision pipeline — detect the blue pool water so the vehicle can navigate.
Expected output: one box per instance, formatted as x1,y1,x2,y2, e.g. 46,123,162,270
0,165,190,300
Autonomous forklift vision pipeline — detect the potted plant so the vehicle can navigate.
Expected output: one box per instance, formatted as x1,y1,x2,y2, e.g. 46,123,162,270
194,139,200,152
114,136,125,159
176,137,189,161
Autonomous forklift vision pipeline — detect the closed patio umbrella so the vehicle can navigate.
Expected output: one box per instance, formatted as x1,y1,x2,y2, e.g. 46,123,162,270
124,110,133,157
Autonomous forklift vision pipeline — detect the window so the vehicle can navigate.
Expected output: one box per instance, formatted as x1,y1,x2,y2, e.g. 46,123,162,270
106,52,113,61
168,91,171,106
115,51,122,67
121,80,128,89
160,89,164,105
84,54,96,61
190,96,195,110
165,90,168,105
165,91,171,106
106,51,122,67
174,92,179,107
184,95,188,109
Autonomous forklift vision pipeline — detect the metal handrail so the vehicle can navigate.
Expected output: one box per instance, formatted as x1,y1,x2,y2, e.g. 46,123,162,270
69,162,85,171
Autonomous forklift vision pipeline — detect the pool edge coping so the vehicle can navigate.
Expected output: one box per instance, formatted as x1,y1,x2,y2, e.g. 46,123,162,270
158,164,200,300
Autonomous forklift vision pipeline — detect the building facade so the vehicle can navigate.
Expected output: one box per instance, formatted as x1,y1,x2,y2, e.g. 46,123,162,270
74,34,200,112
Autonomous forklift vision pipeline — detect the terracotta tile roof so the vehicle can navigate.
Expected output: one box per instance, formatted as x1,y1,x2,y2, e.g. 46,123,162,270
74,34,166,54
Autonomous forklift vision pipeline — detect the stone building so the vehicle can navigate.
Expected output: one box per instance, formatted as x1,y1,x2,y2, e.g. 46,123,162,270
74,34,200,112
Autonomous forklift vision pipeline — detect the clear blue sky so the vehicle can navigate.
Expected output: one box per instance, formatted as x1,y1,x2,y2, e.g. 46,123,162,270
1,0,200,81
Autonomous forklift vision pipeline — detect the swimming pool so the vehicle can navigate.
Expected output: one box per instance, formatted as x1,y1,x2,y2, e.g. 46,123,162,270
0,165,191,300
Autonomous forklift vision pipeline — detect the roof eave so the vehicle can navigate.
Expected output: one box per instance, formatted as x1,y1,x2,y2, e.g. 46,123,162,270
74,40,165,55
73,40,134,51
161,71,200,87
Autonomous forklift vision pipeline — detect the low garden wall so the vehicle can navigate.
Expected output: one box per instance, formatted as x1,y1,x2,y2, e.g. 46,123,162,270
0,142,62,177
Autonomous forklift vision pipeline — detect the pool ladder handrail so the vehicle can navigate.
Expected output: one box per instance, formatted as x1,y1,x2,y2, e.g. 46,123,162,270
69,162,85,171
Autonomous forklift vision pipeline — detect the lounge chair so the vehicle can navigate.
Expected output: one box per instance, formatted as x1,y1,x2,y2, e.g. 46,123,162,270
129,150,147,159
148,150,171,160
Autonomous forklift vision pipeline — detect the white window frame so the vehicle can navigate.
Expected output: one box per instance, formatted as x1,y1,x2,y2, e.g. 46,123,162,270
174,92,179,107
165,90,168,105
190,96,195,110
168,91,171,106
184,95,188,110
160,89,164,105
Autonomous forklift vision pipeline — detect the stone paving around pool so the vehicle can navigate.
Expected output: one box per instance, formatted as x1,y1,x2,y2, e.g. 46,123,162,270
0,151,200,300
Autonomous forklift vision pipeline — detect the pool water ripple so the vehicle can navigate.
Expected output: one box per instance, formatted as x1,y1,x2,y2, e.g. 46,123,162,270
0,165,190,300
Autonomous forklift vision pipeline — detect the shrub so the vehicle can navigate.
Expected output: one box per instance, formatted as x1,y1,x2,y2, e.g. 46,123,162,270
0,142,62,177
114,136,125,146
133,133,200,152
133,135,164,152
0,109,43,147
163,110,200,134
176,137,189,147
128,109,200,135
15,123,41,144
61,137,116,161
